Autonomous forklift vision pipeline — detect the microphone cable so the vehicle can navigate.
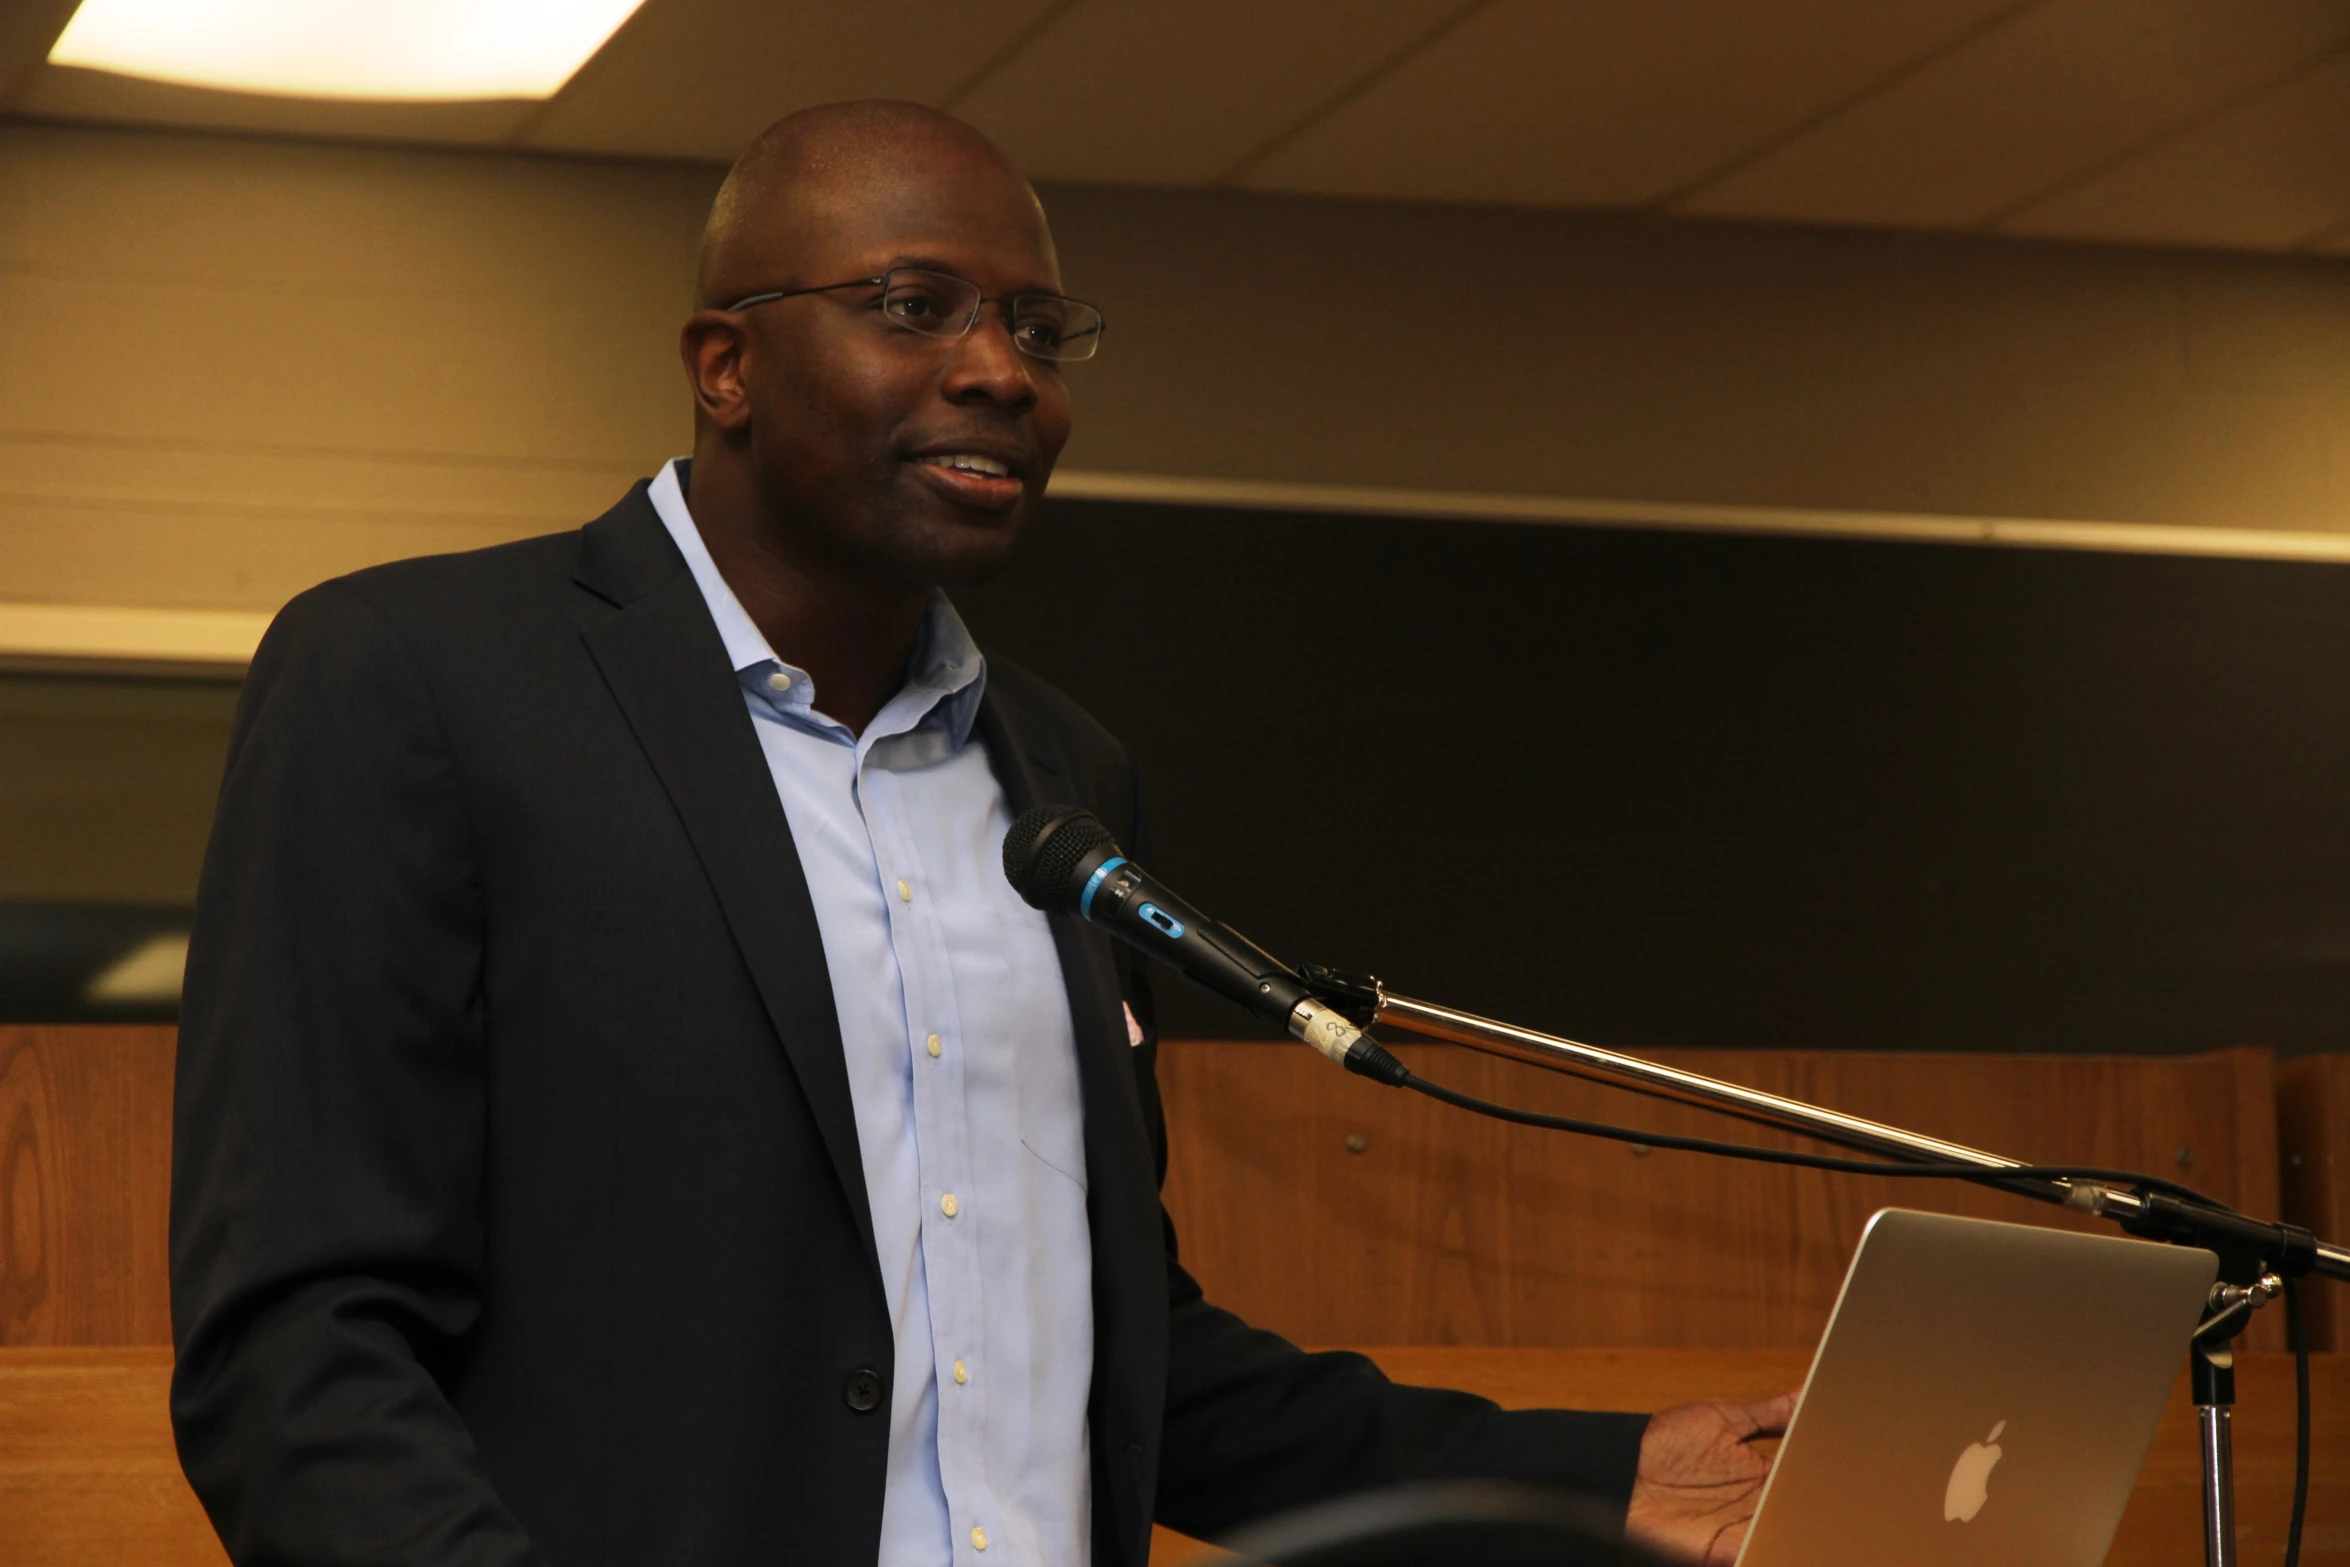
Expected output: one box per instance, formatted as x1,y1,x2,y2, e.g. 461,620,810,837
1394,1066,2237,1208
1340,1035,2237,1211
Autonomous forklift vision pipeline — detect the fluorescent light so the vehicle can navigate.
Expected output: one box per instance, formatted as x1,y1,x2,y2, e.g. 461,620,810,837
86,932,190,1006
48,0,648,102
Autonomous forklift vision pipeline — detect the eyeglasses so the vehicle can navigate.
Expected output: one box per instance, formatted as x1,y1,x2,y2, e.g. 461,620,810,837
722,267,1106,363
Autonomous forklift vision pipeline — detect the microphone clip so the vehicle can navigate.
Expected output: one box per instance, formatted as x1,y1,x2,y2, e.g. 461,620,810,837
1297,964,1383,1029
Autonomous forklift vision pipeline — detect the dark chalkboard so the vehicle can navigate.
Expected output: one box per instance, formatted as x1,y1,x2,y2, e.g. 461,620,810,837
953,499,2350,1055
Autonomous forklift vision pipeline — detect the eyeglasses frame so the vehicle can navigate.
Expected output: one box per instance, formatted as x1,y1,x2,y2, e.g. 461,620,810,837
719,268,1105,362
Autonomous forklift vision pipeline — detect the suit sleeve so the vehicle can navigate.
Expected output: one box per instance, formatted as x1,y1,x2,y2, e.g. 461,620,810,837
1110,756,1651,1543
170,581,540,1566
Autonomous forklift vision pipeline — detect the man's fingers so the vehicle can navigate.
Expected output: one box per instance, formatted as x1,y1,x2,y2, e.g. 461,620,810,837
1706,1516,1752,1567
1729,1389,1800,1440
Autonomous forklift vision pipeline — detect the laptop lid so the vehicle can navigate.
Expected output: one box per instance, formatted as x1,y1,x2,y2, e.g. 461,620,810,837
1736,1207,2217,1567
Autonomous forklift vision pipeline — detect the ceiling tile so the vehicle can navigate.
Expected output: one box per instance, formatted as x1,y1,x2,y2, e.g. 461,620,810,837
1998,45,2350,251
951,0,1469,184
521,0,1063,162
0,1,83,106
1675,0,2350,230
1236,0,2019,206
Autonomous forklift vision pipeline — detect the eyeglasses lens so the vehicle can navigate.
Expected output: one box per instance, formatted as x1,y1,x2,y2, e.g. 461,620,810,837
881,269,1102,362
1012,296,1104,363
880,271,980,336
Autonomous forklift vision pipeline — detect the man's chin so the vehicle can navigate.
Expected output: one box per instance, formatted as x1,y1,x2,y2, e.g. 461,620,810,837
877,503,1031,589
923,528,1026,588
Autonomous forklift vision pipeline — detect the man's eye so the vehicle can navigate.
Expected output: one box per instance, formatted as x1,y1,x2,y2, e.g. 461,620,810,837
1014,318,1066,350
885,293,942,321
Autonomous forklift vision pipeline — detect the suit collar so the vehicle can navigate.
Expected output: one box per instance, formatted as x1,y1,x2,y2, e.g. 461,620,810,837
599,463,991,749
573,478,686,609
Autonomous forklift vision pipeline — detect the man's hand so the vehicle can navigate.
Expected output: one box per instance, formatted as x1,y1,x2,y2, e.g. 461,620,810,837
1624,1391,1798,1566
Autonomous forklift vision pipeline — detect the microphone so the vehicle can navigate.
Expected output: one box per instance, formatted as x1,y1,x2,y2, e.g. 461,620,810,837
1002,804,1405,1083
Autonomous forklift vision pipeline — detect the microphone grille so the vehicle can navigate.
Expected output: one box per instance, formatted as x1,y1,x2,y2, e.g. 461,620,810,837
1003,804,1119,911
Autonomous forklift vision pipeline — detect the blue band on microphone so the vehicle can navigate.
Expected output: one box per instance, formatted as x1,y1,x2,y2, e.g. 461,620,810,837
1079,856,1128,920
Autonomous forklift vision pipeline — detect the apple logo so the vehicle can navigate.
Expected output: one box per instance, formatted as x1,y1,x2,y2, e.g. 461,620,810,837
1943,1420,2007,1522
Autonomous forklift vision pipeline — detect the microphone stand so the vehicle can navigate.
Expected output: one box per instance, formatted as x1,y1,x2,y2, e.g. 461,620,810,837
1311,976,2350,1567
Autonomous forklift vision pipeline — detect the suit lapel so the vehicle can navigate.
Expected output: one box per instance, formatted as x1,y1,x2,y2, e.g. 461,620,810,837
574,487,878,1274
975,696,1134,1109
977,690,1169,1567
975,693,1154,1206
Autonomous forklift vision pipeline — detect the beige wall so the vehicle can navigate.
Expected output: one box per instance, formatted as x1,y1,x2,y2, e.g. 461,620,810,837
0,123,712,614
1052,183,2350,533
3,120,2348,617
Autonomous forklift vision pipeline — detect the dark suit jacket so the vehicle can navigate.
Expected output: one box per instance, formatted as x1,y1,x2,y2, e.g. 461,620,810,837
170,479,1647,1567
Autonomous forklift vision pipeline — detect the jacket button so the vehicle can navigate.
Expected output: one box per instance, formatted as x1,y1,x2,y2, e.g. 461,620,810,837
843,1367,884,1413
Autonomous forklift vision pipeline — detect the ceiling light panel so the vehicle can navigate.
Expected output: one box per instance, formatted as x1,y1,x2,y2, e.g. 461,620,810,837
48,0,649,101
518,0,1062,162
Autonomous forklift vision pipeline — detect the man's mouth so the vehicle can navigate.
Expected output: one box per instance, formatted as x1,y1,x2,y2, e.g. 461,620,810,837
914,453,1015,479
908,450,1028,511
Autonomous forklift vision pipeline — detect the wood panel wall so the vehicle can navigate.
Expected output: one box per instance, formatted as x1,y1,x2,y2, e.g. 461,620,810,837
0,1026,173,1346
2,1029,2321,1354
2,1026,2344,1567
2281,1053,2350,1353
1158,1040,2288,1351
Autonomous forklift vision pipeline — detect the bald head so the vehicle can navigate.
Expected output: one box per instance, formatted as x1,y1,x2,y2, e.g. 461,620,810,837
696,101,1052,310
676,98,1075,634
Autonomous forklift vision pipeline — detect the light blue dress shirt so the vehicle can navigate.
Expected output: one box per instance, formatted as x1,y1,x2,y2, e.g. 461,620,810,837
649,461,1095,1566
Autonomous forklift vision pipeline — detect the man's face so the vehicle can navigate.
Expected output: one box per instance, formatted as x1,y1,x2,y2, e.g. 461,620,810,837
729,151,1073,589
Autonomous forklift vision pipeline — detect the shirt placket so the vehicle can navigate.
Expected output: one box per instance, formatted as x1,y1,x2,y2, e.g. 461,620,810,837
860,743,995,1561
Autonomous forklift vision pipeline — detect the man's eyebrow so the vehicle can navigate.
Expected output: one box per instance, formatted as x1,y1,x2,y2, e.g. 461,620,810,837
877,255,1069,296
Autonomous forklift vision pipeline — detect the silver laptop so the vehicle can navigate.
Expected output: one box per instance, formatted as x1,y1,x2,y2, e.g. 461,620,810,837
1737,1207,2216,1567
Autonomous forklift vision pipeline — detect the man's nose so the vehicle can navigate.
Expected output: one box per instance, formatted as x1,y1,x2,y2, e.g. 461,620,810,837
941,308,1039,409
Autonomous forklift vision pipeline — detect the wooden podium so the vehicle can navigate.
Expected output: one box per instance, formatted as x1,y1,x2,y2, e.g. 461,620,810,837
1145,1348,2349,1565
0,1345,2337,1566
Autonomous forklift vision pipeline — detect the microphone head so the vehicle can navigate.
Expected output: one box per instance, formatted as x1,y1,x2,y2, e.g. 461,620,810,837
1003,804,1120,912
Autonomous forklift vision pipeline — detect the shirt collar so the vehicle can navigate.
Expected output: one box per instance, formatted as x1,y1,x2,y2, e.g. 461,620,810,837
646,458,987,747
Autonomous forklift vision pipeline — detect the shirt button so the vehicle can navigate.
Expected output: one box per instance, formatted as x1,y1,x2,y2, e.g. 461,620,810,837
940,1193,959,1218
953,1359,969,1385
927,1033,942,1058
765,670,792,692
898,878,912,902
972,1525,989,1552
842,1367,883,1413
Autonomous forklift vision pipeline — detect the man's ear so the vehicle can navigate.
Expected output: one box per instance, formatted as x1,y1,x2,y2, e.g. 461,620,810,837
680,311,754,433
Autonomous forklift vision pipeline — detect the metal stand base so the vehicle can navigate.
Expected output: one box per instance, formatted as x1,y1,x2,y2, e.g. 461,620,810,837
2195,1340,2237,1567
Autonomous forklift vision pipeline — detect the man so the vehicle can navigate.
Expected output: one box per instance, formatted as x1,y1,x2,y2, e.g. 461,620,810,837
172,101,1787,1566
